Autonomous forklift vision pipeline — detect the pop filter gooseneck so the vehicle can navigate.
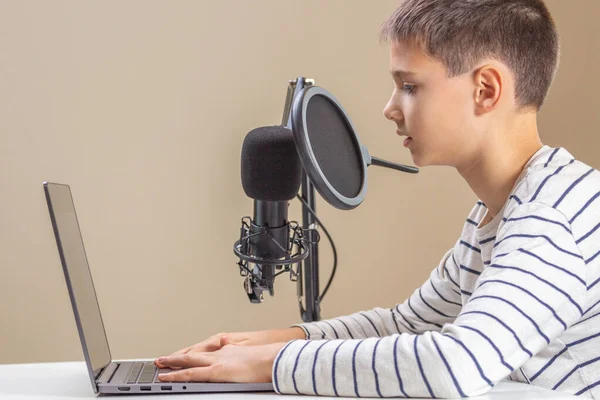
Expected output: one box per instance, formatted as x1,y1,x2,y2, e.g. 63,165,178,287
291,85,419,211
371,156,419,174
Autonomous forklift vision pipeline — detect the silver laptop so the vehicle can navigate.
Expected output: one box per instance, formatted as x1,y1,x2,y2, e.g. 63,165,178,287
43,182,274,395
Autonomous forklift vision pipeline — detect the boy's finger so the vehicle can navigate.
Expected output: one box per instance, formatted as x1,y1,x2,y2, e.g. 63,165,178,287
170,345,193,357
157,354,211,369
220,335,229,347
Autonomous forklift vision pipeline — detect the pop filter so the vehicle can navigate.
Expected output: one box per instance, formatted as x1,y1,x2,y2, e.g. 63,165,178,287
291,85,418,210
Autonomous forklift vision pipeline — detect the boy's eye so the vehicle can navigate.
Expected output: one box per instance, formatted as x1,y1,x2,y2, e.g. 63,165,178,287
401,84,416,94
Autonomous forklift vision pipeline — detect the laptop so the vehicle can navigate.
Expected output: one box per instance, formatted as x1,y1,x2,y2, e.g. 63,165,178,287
43,182,275,394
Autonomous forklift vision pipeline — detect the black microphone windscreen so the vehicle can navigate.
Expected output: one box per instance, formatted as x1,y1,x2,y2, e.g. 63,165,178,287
306,95,363,198
241,126,302,201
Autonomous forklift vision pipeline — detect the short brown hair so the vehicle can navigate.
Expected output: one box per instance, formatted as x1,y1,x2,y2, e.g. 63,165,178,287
380,0,560,112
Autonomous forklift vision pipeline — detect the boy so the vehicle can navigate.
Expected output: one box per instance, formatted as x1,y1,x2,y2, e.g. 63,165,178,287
156,0,600,397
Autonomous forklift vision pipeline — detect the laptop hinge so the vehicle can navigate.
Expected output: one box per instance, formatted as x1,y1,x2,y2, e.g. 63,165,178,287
97,362,119,384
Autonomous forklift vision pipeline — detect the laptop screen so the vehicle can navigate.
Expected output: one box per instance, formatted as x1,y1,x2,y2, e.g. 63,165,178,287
44,182,111,380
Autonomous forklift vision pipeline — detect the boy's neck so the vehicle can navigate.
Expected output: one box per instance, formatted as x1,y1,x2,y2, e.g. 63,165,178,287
456,115,543,220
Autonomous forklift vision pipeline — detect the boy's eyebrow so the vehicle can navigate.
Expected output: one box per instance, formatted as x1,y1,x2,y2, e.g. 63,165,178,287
390,69,417,78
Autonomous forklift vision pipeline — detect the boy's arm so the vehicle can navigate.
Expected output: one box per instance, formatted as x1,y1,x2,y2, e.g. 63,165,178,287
273,202,585,397
289,244,464,340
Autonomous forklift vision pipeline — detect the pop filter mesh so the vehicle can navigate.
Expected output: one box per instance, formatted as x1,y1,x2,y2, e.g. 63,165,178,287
305,95,363,198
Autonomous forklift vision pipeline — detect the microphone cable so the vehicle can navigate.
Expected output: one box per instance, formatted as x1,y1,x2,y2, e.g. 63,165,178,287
295,194,337,302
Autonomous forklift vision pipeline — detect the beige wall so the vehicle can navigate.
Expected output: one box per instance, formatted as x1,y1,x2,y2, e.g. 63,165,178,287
1,0,598,364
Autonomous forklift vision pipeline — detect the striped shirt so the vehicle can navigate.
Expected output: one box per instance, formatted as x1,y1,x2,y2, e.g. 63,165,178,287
272,145,600,398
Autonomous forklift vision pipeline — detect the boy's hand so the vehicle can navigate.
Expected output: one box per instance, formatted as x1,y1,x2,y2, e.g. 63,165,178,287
156,342,288,383
154,332,235,369
154,328,306,369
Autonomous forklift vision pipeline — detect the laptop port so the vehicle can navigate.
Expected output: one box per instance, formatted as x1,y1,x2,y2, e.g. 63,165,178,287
140,386,151,391
161,386,172,391
117,387,131,391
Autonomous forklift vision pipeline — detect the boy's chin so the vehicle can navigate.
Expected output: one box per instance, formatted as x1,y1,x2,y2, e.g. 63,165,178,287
411,154,430,167
411,154,448,168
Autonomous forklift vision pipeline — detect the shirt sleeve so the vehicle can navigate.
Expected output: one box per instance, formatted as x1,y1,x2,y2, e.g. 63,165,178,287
273,202,586,397
289,245,464,341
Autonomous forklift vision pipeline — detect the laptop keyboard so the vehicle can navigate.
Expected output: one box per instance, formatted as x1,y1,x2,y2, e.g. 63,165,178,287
126,362,172,384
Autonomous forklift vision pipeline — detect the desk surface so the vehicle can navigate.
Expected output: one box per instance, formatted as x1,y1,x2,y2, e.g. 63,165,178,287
0,361,579,399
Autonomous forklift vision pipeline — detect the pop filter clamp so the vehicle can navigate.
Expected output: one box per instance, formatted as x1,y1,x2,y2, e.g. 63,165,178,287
281,77,419,322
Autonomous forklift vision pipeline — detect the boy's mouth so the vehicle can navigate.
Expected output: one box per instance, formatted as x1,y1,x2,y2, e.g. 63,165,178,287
397,130,413,145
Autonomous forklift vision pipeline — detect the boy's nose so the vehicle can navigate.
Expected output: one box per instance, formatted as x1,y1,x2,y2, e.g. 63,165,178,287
383,101,401,122
383,102,393,121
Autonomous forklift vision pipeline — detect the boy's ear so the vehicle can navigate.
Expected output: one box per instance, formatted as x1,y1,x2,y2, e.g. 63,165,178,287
473,64,503,115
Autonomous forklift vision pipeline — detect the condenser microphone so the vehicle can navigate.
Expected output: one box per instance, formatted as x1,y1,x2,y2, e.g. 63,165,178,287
234,125,318,303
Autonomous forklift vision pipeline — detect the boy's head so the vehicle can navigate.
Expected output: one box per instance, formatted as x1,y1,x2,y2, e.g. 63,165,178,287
380,0,559,168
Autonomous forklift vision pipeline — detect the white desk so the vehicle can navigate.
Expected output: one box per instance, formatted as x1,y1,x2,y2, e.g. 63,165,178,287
0,361,579,399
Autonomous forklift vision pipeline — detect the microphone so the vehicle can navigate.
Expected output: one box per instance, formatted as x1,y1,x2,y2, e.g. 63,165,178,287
234,125,319,303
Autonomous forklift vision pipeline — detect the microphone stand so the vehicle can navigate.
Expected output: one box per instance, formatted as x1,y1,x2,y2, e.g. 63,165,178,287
282,77,321,322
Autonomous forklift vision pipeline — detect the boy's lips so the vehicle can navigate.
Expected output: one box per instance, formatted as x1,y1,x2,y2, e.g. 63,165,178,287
397,130,413,147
